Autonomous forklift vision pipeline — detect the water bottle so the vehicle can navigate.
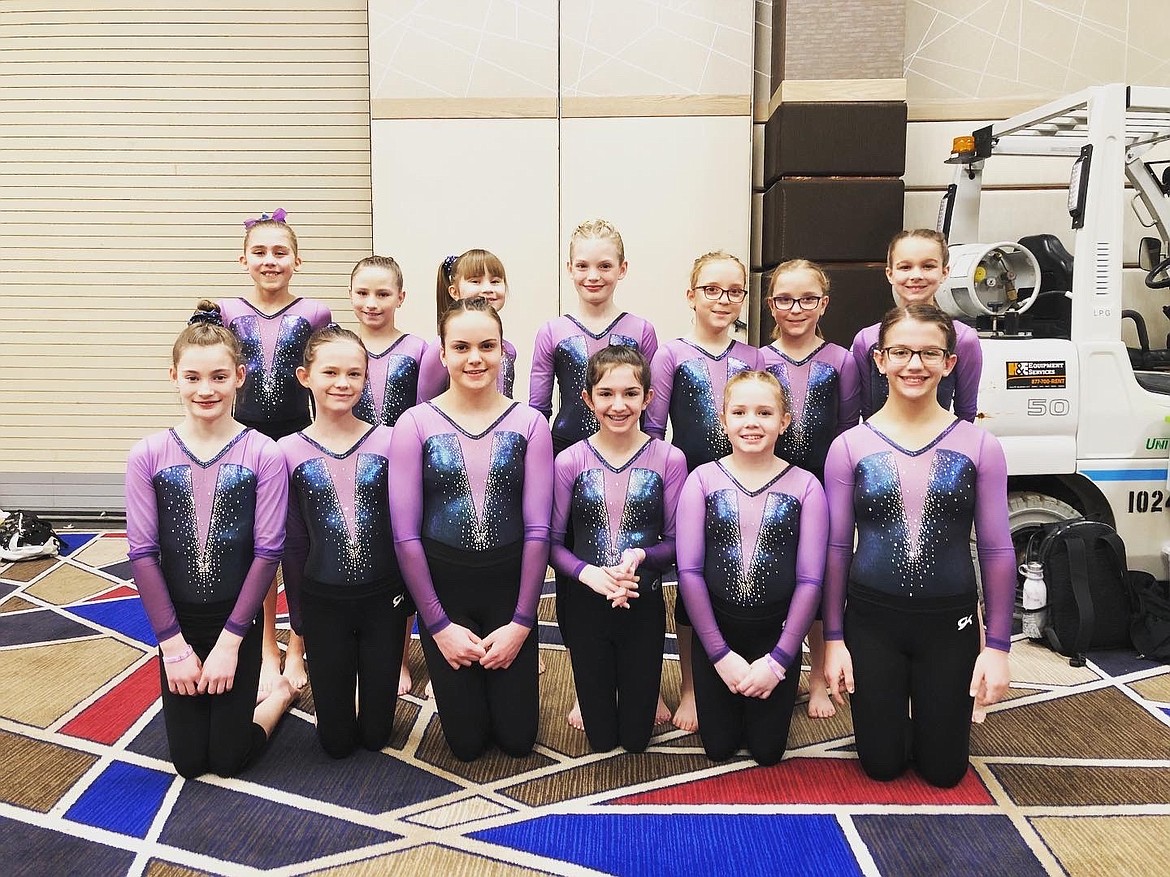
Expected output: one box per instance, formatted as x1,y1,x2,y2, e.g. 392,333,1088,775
1019,561,1047,640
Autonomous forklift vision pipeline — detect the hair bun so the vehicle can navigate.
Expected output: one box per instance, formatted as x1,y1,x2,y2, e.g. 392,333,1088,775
188,308,223,327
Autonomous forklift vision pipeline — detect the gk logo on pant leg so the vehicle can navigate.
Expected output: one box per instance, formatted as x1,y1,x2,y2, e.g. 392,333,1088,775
957,614,974,631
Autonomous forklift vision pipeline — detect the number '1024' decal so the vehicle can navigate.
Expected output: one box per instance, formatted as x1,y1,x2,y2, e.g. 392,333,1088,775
1127,490,1165,513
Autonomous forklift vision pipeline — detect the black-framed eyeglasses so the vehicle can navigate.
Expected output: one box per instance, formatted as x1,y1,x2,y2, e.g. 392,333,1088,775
880,346,951,365
694,284,747,303
770,294,824,311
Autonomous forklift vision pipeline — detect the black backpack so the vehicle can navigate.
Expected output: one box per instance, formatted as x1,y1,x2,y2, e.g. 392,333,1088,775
1125,571,1170,661
1033,518,1132,666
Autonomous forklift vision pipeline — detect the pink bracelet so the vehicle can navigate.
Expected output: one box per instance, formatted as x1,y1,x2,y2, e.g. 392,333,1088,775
162,646,194,664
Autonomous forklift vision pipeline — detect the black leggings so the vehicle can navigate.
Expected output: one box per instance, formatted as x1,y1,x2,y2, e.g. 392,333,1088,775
845,584,980,788
418,541,538,761
160,603,267,779
300,583,407,758
557,573,665,753
691,603,799,766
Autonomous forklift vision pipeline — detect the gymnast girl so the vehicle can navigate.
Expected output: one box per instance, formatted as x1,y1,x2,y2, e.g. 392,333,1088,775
347,254,427,696
676,370,827,765
216,209,331,695
851,229,982,421
760,259,860,718
646,250,764,732
390,296,553,760
530,219,658,456
824,303,1013,787
417,249,518,401
550,346,688,752
126,306,295,778
279,325,407,758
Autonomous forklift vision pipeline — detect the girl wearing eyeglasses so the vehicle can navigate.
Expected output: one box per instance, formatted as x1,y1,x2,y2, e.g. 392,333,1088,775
823,303,1013,788
645,250,764,732
760,259,860,720
851,229,983,421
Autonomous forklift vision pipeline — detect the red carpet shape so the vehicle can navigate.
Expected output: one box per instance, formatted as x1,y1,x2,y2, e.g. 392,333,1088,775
611,757,993,806
90,585,139,601
61,660,161,745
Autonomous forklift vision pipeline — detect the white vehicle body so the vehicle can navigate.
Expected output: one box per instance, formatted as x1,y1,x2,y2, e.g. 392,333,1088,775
943,84,1170,575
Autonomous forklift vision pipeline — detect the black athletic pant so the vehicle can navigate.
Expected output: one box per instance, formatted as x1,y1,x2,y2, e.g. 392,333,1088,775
161,601,267,779
557,572,665,753
845,583,980,788
691,602,799,766
300,580,407,758
418,540,539,761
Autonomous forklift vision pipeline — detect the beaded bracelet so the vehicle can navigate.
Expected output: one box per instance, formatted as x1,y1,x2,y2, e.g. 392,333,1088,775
162,646,194,664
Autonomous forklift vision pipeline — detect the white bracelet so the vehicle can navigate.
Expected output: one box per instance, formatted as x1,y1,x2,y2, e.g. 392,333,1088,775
162,646,194,664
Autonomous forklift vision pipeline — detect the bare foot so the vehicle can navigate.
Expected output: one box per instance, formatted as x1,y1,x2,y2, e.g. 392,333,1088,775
672,693,698,733
257,652,283,704
972,706,987,724
424,678,434,700
398,661,413,697
254,676,296,735
654,695,671,726
808,685,836,718
566,699,584,730
538,655,546,675
282,647,308,691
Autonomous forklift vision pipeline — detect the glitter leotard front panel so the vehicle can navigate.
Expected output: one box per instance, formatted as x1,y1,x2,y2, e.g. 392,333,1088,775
647,339,765,471
822,420,1015,650
219,298,332,426
390,401,554,633
761,341,860,476
126,428,287,639
676,462,827,667
280,426,397,588
529,313,659,444
550,439,689,579
353,333,428,427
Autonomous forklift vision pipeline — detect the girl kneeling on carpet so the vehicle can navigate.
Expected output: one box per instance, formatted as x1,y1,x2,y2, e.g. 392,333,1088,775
278,324,408,758
676,370,827,765
823,303,1012,788
126,308,295,779
551,346,688,753
390,296,553,761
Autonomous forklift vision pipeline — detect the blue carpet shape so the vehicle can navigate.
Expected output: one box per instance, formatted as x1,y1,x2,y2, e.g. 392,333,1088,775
158,778,400,869
1089,648,1167,675
66,761,174,838
58,533,91,556
1,815,136,876
242,715,461,814
472,813,862,877
0,581,17,599
69,598,156,647
853,814,1048,876
0,608,95,647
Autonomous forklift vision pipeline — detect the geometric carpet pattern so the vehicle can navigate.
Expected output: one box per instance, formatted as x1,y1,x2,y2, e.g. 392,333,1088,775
1,532,1168,876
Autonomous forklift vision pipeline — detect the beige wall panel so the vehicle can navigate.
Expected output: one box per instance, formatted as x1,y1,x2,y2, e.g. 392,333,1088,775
0,2,370,506
559,116,753,345
368,0,556,107
560,0,753,98
906,0,1170,117
369,118,560,403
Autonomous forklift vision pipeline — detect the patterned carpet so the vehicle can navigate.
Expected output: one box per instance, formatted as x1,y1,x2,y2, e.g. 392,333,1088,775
1,531,1168,877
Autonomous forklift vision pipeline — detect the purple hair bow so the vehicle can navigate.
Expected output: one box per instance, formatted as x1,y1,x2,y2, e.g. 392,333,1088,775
243,207,288,229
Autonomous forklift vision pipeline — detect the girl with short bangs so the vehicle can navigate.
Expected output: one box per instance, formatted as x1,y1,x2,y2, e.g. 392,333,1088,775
676,370,827,765
551,346,688,753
